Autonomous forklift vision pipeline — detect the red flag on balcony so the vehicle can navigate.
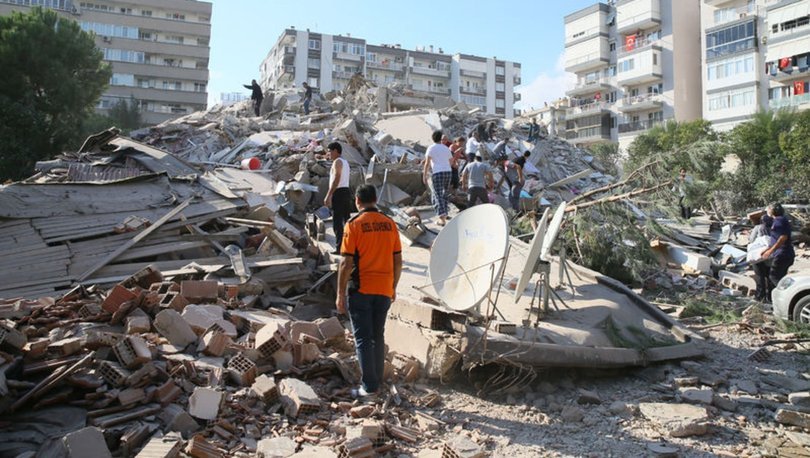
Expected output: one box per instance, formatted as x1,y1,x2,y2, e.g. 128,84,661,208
625,35,637,51
594,92,602,101
780,57,792,69
794,80,805,95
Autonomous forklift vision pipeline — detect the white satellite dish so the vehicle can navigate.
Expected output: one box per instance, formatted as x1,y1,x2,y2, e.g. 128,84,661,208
428,204,509,312
513,207,550,302
540,201,567,261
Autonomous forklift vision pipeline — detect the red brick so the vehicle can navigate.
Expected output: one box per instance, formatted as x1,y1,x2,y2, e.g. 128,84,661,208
101,285,138,313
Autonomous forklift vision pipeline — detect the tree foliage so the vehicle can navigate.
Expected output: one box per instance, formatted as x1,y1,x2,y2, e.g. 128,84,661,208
0,7,110,180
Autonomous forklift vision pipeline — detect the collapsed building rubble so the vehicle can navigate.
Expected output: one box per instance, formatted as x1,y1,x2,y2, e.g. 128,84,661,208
2,75,808,456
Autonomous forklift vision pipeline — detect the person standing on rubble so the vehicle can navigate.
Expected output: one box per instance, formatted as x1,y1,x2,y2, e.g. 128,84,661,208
243,79,263,117
528,119,540,142
302,82,313,115
676,167,693,219
762,203,795,301
466,131,481,162
748,210,773,302
423,130,454,226
325,142,351,255
336,185,402,398
461,154,493,207
497,151,530,212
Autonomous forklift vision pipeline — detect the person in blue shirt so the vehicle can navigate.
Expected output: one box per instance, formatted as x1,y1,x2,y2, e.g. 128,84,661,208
762,203,795,302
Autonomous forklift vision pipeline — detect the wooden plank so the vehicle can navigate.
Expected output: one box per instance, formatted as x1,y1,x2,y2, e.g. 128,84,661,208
76,199,192,283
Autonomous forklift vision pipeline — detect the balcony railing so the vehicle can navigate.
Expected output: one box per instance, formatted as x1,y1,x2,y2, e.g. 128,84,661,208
565,50,609,70
571,76,613,91
770,93,810,109
568,101,608,116
622,92,662,106
461,69,486,78
713,4,758,27
618,118,664,134
367,61,404,71
411,65,451,77
618,37,659,57
460,85,485,95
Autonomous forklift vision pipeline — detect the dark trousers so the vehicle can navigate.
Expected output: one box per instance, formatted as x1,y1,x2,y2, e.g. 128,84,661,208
679,196,692,219
753,262,770,301
304,98,311,115
348,292,391,393
509,182,524,211
767,255,795,301
468,187,488,207
253,97,262,116
333,187,352,253
451,167,460,189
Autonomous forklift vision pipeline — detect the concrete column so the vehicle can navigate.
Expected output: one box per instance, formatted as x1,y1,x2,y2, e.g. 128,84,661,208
294,30,309,87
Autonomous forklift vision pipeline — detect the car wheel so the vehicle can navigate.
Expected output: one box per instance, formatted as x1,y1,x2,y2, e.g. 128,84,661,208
793,295,810,324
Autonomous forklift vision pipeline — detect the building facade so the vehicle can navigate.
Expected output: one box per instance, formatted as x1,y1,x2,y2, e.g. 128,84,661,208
564,0,703,151
260,28,522,119
0,0,212,125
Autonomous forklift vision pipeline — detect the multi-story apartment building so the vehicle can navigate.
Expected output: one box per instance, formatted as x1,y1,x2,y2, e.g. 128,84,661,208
0,0,212,125
563,1,703,150
523,99,570,138
260,28,522,119
700,0,768,131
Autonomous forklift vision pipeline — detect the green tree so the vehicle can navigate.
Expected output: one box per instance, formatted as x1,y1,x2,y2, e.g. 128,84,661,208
107,97,143,133
625,119,719,178
778,110,810,201
587,142,620,176
0,7,110,180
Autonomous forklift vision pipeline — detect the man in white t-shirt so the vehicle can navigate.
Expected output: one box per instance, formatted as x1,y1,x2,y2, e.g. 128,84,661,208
465,131,481,162
423,130,454,226
325,142,351,254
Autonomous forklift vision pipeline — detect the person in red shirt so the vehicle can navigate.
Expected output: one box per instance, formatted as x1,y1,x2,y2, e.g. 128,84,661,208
337,185,403,397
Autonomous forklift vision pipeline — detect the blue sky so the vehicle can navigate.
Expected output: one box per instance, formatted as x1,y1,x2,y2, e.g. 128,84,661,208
207,0,596,110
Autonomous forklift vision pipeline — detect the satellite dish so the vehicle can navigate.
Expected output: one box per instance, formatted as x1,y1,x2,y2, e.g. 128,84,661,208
513,207,550,302
540,201,567,261
428,204,509,312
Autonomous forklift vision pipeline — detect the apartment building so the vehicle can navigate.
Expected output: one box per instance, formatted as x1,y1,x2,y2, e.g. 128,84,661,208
523,99,570,138
0,0,212,125
762,1,810,114
563,0,703,150
260,28,522,119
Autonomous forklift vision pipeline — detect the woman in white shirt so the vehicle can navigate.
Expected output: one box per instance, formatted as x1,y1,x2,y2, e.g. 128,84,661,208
422,130,455,226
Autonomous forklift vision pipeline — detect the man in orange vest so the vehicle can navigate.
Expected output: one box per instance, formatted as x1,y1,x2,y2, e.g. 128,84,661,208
336,185,403,397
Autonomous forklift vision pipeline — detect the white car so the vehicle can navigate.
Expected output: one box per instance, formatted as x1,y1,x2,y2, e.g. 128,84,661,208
772,274,810,324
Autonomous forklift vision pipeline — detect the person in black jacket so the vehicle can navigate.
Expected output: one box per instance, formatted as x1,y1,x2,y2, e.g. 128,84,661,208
243,79,263,116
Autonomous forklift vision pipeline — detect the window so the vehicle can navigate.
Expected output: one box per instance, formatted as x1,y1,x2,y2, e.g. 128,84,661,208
80,2,108,11
367,52,377,63
708,88,755,111
165,12,186,20
707,54,755,80
307,58,321,69
496,82,505,91
197,37,210,46
81,22,138,39
139,31,152,40
141,10,152,16
706,20,756,60
351,43,364,55
495,99,505,108
460,95,486,106
198,16,210,23
308,77,319,87
653,53,658,65
194,82,206,92
162,80,183,91
102,48,144,63
495,66,505,76
119,7,131,14
110,73,134,86
137,78,151,88
609,42,616,52
618,58,635,73
308,39,321,50
166,35,184,44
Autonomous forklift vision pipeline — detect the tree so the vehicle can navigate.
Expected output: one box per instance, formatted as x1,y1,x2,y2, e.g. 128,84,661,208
778,109,810,201
107,97,143,133
0,7,110,180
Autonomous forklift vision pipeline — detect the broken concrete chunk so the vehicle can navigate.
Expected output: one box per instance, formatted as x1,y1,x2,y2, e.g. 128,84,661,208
315,316,344,342
198,330,231,357
0,320,27,350
63,426,112,458
181,304,225,334
185,434,223,458
134,432,183,458
441,434,486,458
256,436,297,458
113,335,152,369
679,388,713,405
639,403,710,437
160,403,201,437
775,408,810,429
48,336,84,356
125,309,151,334
789,391,810,408
188,387,223,420
279,378,320,417
154,309,197,347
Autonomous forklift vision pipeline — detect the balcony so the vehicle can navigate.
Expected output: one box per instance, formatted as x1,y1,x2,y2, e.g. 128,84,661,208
461,69,486,79
513,76,522,85
618,118,665,134
567,76,613,97
618,93,663,112
514,93,522,102
565,36,611,73
283,46,295,55
770,93,810,110
367,61,404,72
712,4,758,27
567,101,610,120
411,65,451,77
335,52,362,62
616,0,661,34
617,36,659,57
460,85,485,95
767,55,810,83
617,46,663,86
566,128,612,144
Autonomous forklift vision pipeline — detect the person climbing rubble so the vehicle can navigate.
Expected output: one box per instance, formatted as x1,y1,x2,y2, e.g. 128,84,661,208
423,130,454,226
324,142,351,255
243,79,263,116
497,151,530,212
461,154,493,207
336,185,402,398
302,82,313,115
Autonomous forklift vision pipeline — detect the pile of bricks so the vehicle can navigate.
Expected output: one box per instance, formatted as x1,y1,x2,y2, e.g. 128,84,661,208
0,264,458,457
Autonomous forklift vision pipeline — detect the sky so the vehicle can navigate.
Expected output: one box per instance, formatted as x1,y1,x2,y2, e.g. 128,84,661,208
207,0,596,111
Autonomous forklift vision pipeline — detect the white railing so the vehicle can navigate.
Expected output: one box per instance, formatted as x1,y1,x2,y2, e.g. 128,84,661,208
622,93,662,107
770,93,810,109
713,4,758,27
367,61,404,71
568,101,608,116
